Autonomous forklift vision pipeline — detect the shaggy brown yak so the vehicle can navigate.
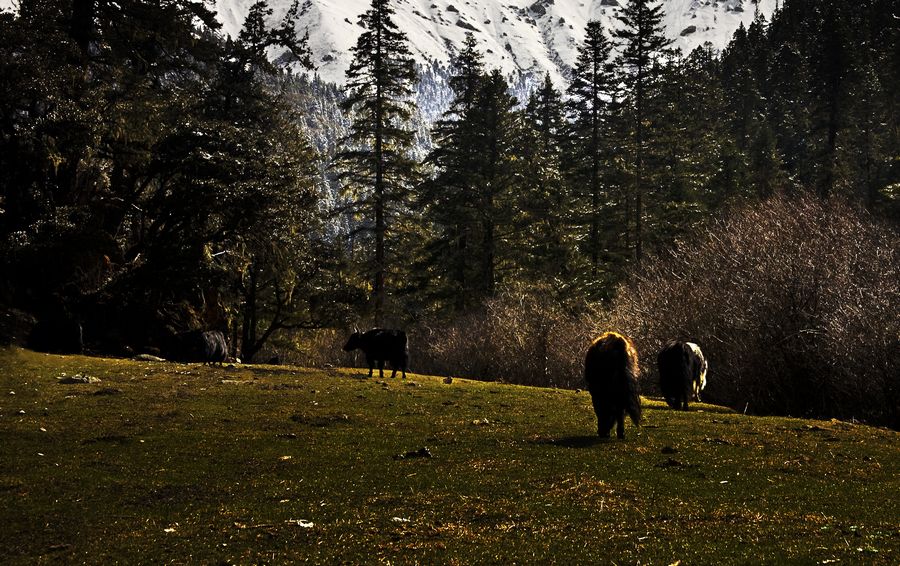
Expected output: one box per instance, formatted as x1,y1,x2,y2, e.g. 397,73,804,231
584,332,642,439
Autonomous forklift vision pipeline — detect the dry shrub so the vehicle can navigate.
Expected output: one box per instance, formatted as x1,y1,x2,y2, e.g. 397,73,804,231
413,292,603,389
610,195,899,427
268,328,348,367
291,296,604,387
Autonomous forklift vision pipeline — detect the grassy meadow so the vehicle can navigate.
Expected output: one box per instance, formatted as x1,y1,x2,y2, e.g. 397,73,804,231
1,348,897,564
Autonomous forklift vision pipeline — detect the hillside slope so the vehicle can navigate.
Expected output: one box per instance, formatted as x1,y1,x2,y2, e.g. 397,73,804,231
1,348,897,563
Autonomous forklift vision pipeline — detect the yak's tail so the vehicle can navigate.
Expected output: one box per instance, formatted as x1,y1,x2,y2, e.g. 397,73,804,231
604,332,642,426
625,354,642,426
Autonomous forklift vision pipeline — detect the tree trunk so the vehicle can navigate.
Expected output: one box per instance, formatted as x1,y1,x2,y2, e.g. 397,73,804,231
373,23,385,325
454,224,467,311
635,68,644,266
483,213,495,296
240,261,259,362
70,0,95,54
589,95,600,275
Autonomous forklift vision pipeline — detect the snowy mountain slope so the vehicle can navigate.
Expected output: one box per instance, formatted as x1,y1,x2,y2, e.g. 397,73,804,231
0,0,776,86
215,0,778,86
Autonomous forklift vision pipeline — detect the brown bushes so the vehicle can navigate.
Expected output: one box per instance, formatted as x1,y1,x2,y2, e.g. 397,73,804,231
269,328,348,367
304,294,603,386
610,196,899,427
412,291,600,389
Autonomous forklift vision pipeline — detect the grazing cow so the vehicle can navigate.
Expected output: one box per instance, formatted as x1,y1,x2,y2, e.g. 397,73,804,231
657,341,708,410
584,332,642,439
343,328,408,379
170,330,228,365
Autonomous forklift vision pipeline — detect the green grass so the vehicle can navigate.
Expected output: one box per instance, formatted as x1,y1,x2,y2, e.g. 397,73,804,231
1,348,897,564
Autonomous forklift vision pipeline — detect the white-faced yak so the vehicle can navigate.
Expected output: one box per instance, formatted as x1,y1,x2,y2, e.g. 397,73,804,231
657,341,708,410
584,332,642,439
343,328,409,379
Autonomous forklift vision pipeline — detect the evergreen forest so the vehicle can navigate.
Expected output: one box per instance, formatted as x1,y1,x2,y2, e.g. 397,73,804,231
0,0,897,426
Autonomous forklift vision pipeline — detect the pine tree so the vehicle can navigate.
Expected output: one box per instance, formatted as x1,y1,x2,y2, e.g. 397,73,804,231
421,57,522,306
333,0,418,323
419,34,486,311
843,62,889,209
768,42,814,191
812,4,851,199
721,23,755,150
222,4,319,361
446,34,486,115
720,22,777,199
565,20,616,278
238,0,312,72
613,0,674,264
743,13,787,198
762,0,898,214
680,43,746,209
467,69,522,297
641,46,736,249
521,73,575,289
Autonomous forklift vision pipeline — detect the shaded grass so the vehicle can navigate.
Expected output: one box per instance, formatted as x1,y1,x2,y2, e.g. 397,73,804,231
1,348,897,564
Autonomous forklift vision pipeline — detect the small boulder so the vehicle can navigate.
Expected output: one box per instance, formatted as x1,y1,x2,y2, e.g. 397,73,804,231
133,354,166,362
394,447,433,460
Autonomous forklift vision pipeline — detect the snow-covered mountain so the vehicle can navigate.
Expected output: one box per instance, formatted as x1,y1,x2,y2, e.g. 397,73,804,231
0,0,776,126
216,0,778,86
0,0,777,93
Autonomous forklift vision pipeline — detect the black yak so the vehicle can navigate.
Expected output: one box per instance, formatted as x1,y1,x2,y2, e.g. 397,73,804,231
169,330,228,365
584,332,642,439
28,316,83,355
343,328,408,379
657,341,708,410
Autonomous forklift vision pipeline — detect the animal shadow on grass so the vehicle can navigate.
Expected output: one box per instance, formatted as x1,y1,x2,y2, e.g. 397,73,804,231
530,435,606,448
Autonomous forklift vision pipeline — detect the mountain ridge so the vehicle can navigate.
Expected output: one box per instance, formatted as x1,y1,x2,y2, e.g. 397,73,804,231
215,0,778,86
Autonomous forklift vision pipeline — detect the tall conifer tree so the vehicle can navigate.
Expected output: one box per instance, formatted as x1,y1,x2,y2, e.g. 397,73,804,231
768,41,813,191
613,0,673,264
469,69,522,297
566,20,616,277
521,73,574,288
812,5,850,199
334,0,418,323
421,57,521,305
420,34,486,310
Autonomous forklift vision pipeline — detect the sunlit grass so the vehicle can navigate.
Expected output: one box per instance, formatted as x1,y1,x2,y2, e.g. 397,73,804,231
1,347,897,564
